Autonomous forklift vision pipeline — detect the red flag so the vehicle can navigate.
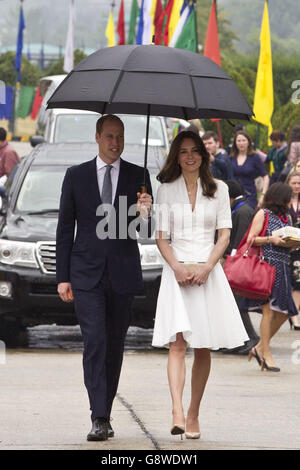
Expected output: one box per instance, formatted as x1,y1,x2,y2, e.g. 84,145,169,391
204,0,221,66
117,0,125,45
31,87,43,120
204,1,223,143
155,0,174,45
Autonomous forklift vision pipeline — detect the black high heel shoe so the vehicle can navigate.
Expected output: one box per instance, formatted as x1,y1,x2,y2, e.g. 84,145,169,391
261,358,280,372
248,347,262,366
289,318,300,331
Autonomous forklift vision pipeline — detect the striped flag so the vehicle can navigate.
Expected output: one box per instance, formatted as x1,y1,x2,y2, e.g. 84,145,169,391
169,1,190,47
137,0,153,45
168,0,183,45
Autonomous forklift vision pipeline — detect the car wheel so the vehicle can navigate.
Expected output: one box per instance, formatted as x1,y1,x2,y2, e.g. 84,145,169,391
0,317,28,348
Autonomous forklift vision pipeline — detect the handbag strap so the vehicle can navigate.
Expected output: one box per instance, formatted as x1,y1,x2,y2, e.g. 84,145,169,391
237,209,269,254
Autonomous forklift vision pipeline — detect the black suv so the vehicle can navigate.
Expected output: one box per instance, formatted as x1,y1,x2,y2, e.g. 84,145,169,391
0,142,163,346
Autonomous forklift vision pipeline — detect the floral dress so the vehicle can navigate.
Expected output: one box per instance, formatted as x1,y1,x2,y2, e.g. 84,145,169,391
245,209,298,316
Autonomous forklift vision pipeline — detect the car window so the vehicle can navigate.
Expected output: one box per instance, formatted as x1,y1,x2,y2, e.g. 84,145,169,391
53,113,166,148
15,166,67,212
53,114,99,143
119,115,166,147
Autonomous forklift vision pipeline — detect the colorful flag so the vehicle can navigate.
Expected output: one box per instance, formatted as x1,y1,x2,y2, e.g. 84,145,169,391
137,0,153,45
117,0,126,45
63,0,75,73
204,0,221,66
128,0,139,44
253,0,274,141
106,10,116,47
14,4,26,82
204,1,222,142
169,1,190,47
174,5,197,52
162,0,175,46
168,0,183,45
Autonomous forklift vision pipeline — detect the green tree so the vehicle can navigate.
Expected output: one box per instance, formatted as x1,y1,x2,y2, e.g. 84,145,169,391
0,51,41,86
42,49,87,77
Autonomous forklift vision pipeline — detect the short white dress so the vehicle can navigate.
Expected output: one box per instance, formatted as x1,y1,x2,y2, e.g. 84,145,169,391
152,175,249,350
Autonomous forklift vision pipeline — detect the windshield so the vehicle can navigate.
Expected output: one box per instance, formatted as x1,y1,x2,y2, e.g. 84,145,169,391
53,114,166,148
15,166,67,212
15,166,161,213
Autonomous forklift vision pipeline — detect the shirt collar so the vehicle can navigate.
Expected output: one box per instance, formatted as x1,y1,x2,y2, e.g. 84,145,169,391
0,141,8,150
97,155,120,171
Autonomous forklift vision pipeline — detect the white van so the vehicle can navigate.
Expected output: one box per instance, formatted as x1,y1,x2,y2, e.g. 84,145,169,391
33,75,170,155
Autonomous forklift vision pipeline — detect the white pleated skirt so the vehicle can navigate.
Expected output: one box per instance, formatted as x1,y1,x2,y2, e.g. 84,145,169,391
152,262,249,350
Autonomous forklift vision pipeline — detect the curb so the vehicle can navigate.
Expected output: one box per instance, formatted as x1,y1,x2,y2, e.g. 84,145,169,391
7,136,30,142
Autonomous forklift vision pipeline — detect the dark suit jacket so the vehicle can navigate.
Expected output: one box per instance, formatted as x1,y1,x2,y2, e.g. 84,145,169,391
56,157,153,294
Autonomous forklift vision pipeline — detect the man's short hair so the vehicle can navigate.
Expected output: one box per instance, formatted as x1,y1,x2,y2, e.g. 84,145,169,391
225,180,244,199
0,127,7,141
202,130,219,142
270,130,285,142
96,115,124,135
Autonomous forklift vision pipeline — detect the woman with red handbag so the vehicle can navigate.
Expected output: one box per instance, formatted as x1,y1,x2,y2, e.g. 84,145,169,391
245,183,299,371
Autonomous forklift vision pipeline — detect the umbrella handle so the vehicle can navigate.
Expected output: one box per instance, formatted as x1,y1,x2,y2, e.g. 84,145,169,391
136,185,147,217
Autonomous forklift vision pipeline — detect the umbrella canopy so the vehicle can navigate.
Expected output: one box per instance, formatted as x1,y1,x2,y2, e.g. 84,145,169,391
47,45,253,121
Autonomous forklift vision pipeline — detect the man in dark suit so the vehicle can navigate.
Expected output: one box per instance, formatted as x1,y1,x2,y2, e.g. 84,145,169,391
56,114,153,441
222,180,259,355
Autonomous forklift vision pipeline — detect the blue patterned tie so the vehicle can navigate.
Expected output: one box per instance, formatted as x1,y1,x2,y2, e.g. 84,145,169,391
101,164,113,205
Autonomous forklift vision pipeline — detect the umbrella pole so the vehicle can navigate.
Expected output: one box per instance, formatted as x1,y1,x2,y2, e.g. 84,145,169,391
137,105,150,216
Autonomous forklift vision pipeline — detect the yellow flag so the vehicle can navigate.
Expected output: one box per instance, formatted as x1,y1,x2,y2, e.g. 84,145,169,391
253,1,273,143
105,11,115,47
168,0,182,43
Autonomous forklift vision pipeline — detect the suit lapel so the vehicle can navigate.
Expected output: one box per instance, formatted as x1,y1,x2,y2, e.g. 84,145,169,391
114,158,129,209
89,156,101,207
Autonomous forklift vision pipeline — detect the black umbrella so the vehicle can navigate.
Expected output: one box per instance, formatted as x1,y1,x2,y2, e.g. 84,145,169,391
47,45,253,187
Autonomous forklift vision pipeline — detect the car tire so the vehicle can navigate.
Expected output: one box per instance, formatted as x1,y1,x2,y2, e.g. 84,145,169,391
0,317,28,348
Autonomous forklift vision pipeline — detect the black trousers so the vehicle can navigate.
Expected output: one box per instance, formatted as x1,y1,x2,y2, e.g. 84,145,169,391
73,271,133,421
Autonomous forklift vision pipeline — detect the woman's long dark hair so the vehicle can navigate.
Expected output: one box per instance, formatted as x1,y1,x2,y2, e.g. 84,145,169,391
157,130,217,198
262,182,292,216
230,130,255,158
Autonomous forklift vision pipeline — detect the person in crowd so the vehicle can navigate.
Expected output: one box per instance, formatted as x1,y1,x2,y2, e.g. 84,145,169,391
279,129,300,181
202,130,233,181
0,128,20,196
230,130,269,209
265,131,287,184
56,115,153,441
245,182,298,371
152,131,248,439
222,180,259,354
286,171,300,330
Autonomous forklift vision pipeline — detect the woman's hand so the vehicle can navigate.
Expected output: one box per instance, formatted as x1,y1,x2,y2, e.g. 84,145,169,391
173,263,194,286
189,263,212,286
269,234,286,247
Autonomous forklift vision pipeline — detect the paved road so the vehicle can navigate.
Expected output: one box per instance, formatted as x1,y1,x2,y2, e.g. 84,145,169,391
1,314,300,450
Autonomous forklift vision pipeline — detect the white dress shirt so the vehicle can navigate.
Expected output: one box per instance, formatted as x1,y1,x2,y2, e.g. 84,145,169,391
96,155,120,204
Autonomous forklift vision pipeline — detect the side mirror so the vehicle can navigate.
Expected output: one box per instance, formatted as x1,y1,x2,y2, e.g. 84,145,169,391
0,194,6,216
30,135,45,147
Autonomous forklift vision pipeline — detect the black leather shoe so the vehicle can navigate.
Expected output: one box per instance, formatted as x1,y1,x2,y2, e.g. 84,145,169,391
108,421,114,438
87,418,108,441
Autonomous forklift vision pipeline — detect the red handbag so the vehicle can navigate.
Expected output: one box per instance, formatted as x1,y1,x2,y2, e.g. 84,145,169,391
223,211,276,300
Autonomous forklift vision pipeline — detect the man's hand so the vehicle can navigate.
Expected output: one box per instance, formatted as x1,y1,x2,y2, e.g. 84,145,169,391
57,282,74,302
137,192,152,217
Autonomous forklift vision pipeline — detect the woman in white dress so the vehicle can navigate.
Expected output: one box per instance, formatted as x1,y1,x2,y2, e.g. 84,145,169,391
152,131,248,439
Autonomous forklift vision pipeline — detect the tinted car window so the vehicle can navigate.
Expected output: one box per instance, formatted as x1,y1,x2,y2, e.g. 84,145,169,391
15,165,68,212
